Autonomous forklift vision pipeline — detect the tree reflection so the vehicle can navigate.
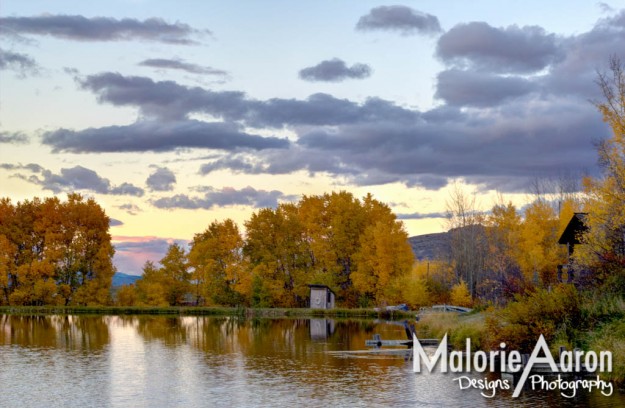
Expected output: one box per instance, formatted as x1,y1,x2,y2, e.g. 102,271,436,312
0,315,110,351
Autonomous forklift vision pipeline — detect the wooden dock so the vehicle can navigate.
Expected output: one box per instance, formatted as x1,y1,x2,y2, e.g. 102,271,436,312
365,333,439,348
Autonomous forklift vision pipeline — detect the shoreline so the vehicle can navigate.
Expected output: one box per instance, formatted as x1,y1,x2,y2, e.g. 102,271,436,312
0,305,415,319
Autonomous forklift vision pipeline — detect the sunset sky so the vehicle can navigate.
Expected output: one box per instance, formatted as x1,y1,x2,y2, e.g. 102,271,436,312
1,1,624,274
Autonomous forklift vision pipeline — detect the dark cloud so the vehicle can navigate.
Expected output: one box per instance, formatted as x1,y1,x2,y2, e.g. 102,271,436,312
21,165,144,196
198,95,607,192
138,58,228,76
0,15,204,44
77,72,418,126
0,162,43,172
42,120,289,153
78,72,247,121
0,131,29,144
299,58,372,82
109,182,145,196
437,22,561,73
146,167,176,191
435,69,538,107
117,203,142,215
152,186,289,209
0,49,39,77
356,6,441,36
38,10,625,194
543,11,625,99
396,211,447,220
109,218,123,227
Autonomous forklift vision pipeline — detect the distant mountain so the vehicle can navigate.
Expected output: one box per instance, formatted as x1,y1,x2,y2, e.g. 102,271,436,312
408,231,451,261
112,272,140,287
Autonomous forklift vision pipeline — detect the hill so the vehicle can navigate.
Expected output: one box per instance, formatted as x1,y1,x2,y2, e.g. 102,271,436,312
408,231,451,261
112,272,140,287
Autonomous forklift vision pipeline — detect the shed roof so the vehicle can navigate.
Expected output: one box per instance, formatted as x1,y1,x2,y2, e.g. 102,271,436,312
308,284,335,294
558,213,588,245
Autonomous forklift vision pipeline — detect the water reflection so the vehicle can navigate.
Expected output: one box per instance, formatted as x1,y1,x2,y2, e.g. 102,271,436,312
309,318,335,340
0,314,110,351
0,315,623,407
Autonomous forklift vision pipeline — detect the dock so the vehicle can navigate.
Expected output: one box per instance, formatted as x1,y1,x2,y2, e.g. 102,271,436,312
365,321,439,348
365,335,440,348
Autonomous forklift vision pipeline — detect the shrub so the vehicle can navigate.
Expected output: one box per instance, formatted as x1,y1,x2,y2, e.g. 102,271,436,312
485,284,580,353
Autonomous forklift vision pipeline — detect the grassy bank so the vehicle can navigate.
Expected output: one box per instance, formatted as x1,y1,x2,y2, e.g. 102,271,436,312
414,287,625,386
416,311,486,350
0,305,415,319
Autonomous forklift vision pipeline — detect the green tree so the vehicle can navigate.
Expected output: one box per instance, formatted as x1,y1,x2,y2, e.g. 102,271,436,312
160,243,190,306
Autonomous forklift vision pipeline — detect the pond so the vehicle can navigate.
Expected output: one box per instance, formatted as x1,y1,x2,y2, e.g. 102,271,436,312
0,315,622,407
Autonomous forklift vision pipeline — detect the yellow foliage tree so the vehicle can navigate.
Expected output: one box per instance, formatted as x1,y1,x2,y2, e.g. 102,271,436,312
575,56,625,284
0,194,115,306
399,274,431,309
135,261,169,306
352,220,414,305
450,280,472,307
116,284,137,306
189,219,249,306
515,200,564,285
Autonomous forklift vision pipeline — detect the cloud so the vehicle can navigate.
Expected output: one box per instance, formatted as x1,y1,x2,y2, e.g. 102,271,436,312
138,58,227,76
198,94,607,192
0,131,29,144
0,15,204,44
42,120,289,153
437,22,562,73
396,211,448,220
112,235,189,275
109,218,123,227
117,203,142,215
19,165,145,196
0,49,39,77
77,72,419,125
435,69,538,107
39,10,625,194
146,166,176,191
356,5,442,36
0,162,43,172
152,186,290,209
299,58,372,82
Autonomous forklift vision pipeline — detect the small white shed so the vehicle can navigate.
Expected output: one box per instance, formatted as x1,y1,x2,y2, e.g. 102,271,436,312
308,284,335,309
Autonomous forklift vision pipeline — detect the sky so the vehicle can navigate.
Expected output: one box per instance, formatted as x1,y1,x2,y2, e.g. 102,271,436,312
1,1,624,275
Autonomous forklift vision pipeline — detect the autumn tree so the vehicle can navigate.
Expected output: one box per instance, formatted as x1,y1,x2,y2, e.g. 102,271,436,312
352,217,414,305
159,243,191,305
189,219,249,306
242,191,414,307
135,261,168,306
515,200,564,285
244,204,310,307
485,201,523,300
575,56,625,285
115,284,137,306
450,280,472,307
133,244,191,306
0,194,115,306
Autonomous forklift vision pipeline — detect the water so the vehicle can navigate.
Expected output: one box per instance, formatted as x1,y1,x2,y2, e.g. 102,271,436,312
0,315,622,407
